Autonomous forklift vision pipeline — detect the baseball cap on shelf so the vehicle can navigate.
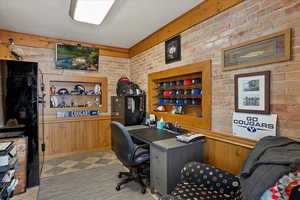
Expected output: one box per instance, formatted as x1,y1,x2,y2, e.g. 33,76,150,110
191,88,202,96
183,79,192,86
176,80,184,86
192,78,202,85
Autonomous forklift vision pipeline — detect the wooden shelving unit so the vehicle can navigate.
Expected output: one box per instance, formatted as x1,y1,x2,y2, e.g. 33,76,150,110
44,75,108,115
148,60,211,130
155,85,202,90
41,75,110,160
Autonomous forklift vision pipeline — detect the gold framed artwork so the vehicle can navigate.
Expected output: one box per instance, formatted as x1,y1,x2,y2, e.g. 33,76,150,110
222,29,291,71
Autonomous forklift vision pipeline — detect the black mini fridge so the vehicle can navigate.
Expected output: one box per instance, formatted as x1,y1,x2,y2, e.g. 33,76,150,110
111,95,146,126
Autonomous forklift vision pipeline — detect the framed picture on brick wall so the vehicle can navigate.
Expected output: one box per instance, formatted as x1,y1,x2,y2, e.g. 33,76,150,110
234,71,270,114
165,35,181,64
222,29,291,71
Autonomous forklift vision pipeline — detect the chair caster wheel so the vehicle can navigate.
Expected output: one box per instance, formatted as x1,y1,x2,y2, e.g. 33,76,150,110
116,186,121,191
141,187,146,194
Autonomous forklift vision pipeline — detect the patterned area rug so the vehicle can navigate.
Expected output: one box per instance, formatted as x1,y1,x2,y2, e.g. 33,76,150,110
12,151,157,200
11,187,39,200
42,151,120,178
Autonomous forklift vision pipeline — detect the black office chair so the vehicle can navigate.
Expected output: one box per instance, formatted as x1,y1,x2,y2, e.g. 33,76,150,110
111,121,150,194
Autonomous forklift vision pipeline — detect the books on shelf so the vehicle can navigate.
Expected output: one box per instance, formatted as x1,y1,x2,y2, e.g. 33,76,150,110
0,142,17,172
0,142,18,200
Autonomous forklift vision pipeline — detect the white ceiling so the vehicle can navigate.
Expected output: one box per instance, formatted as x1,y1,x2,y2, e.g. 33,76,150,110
0,0,204,48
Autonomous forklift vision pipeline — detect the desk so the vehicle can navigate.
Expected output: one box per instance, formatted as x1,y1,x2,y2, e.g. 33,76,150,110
127,126,204,195
129,128,176,144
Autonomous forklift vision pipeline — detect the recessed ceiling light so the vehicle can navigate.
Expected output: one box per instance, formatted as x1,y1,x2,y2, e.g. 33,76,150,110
70,0,115,25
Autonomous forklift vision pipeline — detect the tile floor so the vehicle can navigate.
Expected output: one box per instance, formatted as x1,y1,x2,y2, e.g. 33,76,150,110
41,151,120,178
11,187,39,200
11,151,121,200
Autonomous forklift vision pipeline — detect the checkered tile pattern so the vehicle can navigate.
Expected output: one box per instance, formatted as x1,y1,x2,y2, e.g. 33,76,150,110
12,151,160,200
42,151,120,178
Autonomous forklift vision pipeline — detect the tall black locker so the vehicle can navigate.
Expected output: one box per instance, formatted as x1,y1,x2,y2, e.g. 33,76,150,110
0,60,39,187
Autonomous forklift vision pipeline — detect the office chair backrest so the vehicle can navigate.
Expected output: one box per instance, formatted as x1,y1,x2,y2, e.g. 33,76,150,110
111,121,135,167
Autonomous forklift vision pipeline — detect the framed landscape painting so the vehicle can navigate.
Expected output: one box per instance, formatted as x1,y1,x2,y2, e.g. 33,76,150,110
234,71,270,114
222,29,291,71
56,43,99,71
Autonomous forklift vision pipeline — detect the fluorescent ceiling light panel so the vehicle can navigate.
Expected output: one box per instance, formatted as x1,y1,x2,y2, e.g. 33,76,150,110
71,0,115,25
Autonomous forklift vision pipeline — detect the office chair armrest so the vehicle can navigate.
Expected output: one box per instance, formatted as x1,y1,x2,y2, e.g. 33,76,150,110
134,144,149,152
133,144,150,157
135,144,149,150
138,144,149,148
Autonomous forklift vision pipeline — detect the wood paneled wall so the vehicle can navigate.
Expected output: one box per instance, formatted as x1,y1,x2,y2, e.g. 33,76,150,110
203,137,253,174
179,126,257,174
41,116,111,160
0,29,129,59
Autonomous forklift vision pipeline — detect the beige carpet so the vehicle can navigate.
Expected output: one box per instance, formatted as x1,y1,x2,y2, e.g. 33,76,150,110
12,151,157,200
39,163,155,200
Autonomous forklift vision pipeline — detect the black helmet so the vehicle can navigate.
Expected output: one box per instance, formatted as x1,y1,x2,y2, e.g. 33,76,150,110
74,84,85,95
57,88,69,96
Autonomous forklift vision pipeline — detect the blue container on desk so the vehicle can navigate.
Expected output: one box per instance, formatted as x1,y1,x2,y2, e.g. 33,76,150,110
157,120,166,129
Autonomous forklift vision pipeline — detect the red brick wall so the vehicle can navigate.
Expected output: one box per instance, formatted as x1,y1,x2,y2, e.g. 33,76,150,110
129,0,300,140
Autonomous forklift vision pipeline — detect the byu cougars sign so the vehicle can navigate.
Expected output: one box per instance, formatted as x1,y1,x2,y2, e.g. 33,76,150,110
232,112,277,140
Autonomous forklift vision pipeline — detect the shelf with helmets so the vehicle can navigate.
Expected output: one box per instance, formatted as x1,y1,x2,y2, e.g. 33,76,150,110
148,60,211,130
44,75,108,115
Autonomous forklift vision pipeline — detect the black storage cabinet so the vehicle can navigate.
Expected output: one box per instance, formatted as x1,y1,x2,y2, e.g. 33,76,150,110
111,95,146,126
